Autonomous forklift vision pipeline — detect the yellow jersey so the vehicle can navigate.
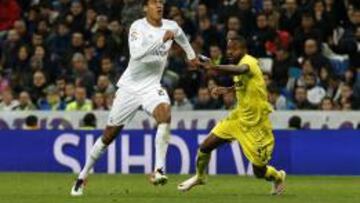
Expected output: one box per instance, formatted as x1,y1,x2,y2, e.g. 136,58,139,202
231,54,273,127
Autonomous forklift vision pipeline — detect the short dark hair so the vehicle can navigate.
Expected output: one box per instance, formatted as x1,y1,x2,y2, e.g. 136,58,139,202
228,35,247,47
83,113,96,128
288,116,302,129
25,115,38,127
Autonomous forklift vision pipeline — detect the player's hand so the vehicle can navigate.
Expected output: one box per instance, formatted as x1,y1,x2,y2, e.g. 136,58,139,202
188,58,201,69
163,30,175,42
199,61,215,70
210,87,230,97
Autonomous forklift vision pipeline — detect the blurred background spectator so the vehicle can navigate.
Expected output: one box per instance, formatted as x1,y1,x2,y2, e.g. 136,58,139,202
38,85,66,110
172,87,193,111
80,112,97,129
0,89,18,111
0,0,359,111
288,115,302,129
92,91,108,110
65,86,92,111
24,115,39,130
0,0,21,32
13,91,36,110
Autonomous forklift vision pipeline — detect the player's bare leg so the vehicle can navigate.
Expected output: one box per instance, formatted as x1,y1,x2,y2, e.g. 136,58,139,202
253,164,286,195
71,125,123,196
178,134,228,191
149,103,171,186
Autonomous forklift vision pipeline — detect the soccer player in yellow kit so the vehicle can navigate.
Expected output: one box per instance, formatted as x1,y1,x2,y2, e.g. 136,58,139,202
178,35,286,195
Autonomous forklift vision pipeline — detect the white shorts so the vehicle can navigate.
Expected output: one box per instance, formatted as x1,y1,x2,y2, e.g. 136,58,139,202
107,86,170,126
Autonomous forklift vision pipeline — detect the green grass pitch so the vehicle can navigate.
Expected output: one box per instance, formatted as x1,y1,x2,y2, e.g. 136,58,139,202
0,173,359,203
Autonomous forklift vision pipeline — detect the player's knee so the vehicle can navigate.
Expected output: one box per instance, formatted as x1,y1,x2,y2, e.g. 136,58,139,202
158,114,171,123
253,165,267,179
199,143,213,154
154,104,171,123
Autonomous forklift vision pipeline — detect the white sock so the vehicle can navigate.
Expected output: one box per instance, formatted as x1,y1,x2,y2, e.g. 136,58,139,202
154,123,170,172
78,137,107,180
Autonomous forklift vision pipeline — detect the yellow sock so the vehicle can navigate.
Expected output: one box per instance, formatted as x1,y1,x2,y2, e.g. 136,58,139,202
265,165,282,182
195,149,211,179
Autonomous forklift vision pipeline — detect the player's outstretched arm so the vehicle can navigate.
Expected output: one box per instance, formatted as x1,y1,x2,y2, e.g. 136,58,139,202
173,23,196,61
200,61,250,75
214,64,250,75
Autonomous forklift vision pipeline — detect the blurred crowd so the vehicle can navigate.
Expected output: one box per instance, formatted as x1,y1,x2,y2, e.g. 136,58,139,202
0,0,359,112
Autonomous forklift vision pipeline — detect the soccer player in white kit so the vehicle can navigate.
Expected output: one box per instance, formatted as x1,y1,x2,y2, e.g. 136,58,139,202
70,0,198,196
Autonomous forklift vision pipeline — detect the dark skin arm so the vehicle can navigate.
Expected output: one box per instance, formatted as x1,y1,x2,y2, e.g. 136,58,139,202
200,60,250,75
212,64,250,75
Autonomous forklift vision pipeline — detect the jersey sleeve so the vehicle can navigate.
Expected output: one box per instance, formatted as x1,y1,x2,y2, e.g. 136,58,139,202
174,23,196,60
238,56,258,76
128,22,164,60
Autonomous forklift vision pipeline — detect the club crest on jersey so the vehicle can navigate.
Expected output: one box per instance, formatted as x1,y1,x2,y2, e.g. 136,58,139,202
159,44,167,56
235,81,244,87
130,31,139,41
234,79,246,90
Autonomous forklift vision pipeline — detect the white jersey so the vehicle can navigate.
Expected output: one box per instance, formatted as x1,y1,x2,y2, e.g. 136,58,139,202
117,18,196,92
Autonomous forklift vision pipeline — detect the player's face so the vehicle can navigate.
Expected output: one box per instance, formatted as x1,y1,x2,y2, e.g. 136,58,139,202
226,40,244,63
145,0,164,21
